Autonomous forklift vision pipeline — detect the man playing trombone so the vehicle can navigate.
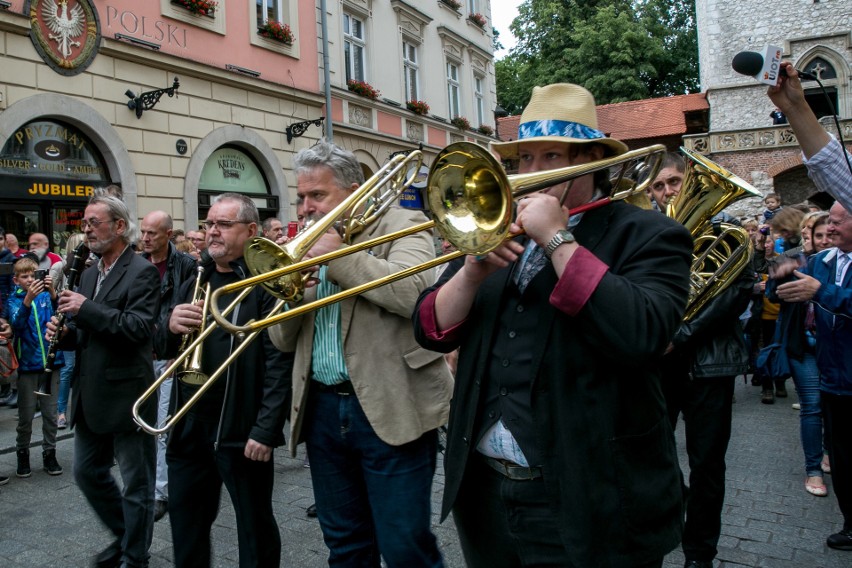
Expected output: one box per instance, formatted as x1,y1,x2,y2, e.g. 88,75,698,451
159,193,293,568
412,83,693,567
269,141,453,567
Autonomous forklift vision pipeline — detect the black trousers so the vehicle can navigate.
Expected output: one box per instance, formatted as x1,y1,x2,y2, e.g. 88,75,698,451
166,415,280,568
661,367,735,563
822,392,852,530
453,454,663,568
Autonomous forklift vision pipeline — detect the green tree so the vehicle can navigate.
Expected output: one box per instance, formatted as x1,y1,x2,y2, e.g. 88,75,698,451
495,0,698,112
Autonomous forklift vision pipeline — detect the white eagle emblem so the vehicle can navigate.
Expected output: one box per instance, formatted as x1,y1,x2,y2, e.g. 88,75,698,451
45,0,85,59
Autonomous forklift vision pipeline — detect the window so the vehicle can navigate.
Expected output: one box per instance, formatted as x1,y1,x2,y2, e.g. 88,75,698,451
344,13,366,82
447,62,461,118
257,0,283,23
474,75,485,126
467,0,478,13
403,41,419,101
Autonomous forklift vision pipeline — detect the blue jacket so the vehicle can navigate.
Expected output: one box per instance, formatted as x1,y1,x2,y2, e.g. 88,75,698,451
805,248,852,395
6,286,64,372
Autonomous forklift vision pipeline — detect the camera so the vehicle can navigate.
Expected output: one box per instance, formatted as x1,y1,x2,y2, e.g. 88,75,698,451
34,269,47,281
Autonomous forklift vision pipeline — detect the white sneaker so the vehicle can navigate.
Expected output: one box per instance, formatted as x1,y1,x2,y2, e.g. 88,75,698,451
792,403,801,410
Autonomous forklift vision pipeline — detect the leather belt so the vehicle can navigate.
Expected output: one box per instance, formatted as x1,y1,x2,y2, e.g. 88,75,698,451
313,380,355,396
480,454,543,481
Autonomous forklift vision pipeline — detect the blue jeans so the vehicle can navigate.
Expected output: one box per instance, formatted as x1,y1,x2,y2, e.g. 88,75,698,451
790,353,824,477
57,350,74,415
73,411,156,567
153,360,172,502
304,388,443,568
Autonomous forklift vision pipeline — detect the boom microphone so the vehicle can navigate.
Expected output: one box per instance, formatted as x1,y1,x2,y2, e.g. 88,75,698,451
731,47,816,86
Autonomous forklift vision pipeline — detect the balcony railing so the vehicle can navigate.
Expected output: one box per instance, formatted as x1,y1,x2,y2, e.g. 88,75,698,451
684,118,852,154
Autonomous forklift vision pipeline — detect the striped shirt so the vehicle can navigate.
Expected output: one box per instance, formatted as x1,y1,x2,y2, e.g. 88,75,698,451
803,135,852,213
310,266,350,386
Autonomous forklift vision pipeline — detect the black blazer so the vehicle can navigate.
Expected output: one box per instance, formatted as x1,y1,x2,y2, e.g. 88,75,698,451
63,246,161,433
414,202,693,567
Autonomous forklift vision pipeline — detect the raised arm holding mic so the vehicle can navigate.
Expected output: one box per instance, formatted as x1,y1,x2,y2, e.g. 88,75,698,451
731,49,852,211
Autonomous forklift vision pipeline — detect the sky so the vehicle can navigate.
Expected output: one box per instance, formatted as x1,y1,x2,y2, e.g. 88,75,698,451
491,2,521,59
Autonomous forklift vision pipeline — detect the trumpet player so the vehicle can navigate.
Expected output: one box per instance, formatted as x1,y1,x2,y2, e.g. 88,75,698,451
269,141,452,566
412,84,692,567
46,191,161,568
160,193,293,568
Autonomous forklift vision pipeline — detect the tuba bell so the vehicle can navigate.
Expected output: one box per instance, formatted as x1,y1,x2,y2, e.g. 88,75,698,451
667,147,763,321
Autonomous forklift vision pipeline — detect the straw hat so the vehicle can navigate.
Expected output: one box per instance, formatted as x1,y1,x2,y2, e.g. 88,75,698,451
491,83,628,159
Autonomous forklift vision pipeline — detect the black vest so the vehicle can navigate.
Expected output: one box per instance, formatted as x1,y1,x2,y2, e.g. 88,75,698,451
474,264,556,466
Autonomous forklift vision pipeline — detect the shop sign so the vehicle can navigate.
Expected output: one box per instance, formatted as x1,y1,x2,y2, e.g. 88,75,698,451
1,120,107,180
0,175,95,200
27,0,101,76
199,148,267,194
398,164,429,210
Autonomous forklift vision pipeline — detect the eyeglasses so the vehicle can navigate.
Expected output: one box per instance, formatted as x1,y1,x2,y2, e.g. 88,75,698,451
80,218,114,230
203,219,249,231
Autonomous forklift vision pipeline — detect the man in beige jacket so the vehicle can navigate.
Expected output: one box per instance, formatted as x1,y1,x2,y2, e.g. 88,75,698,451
270,141,452,567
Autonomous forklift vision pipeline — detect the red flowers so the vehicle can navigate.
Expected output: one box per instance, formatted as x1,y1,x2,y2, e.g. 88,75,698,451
347,80,381,100
174,0,217,17
258,19,294,44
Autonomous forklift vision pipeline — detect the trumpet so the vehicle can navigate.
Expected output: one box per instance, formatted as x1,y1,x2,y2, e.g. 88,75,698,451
207,142,666,337
175,265,209,386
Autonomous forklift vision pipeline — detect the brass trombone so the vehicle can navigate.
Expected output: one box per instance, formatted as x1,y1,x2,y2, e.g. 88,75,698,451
130,150,423,434
208,142,667,336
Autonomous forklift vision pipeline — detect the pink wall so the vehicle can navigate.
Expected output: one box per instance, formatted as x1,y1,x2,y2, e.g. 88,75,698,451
330,98,343,123
97,0,320,93
376,111,402,137
428,126,447,148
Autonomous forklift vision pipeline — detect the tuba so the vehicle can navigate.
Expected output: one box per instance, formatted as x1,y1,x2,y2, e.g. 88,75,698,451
667,147,762,321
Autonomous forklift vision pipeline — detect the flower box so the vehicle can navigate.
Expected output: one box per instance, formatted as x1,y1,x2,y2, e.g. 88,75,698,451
258,19,294,45
347,80,381,100
172,0,217,17
477,124,494,136
440,0,462,11
451,116,471,130
468,13,487,28
406,100,430,116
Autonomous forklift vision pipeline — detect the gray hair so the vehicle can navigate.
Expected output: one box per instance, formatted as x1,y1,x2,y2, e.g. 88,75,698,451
293,140,365,189
89,192,136,244
211,193,260,225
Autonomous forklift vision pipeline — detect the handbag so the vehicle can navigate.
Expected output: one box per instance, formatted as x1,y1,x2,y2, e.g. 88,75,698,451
756,342,790,381
0,337,18,380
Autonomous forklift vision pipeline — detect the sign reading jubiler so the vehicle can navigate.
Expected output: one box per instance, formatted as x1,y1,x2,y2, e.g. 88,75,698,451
27,0,101,76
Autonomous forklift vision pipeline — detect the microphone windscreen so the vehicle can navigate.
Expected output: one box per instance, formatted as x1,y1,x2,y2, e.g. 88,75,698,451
731,51,764,77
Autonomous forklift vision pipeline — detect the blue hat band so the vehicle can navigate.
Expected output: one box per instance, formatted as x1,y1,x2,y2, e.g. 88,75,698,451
518,119,605,142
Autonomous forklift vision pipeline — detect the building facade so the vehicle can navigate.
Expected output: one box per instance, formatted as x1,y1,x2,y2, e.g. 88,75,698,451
0,0,496,251
689,0,851,212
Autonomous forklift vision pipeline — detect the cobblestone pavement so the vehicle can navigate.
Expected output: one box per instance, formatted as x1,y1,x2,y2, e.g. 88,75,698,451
0,377,849,567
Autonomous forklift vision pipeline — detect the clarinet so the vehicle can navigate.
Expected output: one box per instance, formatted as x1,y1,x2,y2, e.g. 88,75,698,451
44,242,90,374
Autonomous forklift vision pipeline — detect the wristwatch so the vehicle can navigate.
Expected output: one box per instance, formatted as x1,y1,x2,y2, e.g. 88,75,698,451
544,229,576,258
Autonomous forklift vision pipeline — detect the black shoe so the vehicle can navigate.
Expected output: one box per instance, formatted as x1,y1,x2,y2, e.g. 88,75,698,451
0,384,10,400
0,474,9,486
827,528,852,551
684,561,713,568
93,540,122,568
16,448,31,478
306,503,318,518
43,450,63,476
153,499,168,522
3,390,18,409
761,390,775,404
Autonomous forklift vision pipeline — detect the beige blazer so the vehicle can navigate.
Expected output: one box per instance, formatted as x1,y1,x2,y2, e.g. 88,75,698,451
269,206,453,454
